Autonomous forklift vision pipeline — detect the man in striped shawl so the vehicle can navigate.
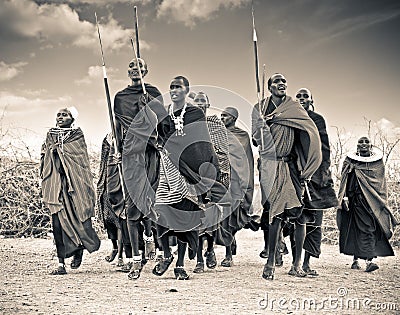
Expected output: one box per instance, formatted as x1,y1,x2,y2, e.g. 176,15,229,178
151,76,229,280
41,107,100,275
252,73,322,280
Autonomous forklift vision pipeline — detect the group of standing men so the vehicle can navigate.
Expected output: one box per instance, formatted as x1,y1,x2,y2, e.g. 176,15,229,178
40,57,397,281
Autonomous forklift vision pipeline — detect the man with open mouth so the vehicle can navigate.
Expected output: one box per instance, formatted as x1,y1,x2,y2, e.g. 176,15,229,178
252,73,322,280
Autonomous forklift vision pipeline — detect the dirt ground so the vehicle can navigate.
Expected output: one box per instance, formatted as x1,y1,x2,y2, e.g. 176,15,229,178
0,229,399,315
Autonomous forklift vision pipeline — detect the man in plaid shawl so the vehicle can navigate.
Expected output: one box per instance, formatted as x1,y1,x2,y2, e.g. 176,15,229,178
96,133,124,266
252,73,322,280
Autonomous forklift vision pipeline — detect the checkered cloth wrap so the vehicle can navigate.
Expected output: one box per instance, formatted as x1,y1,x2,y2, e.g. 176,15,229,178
258,124,302,223
206,115,230,188
252,96,322,224
96,136,120,229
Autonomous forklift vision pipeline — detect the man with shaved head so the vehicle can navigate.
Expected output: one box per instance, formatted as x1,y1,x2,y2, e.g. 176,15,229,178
220,106,254,267
252,73,322,280
281,88,338,277
111,57,169,280
192,92,231,273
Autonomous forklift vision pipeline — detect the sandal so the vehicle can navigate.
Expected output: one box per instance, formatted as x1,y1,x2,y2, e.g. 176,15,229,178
231,239,237,256
303,267,319,276
152,255,174,276
221,257,233,267
119,261,133,273
351,261,361,270
70,249,83,269
127,260,142,280
275,251,283,267
116,258,124,267
105,249,118,263
259,248,268,259
50,265,67,275
144,236,156,260
174,267,189,280
193,262,204,273
280,241,289,255
288,266,307,277
365,262,379,273
262,265,275,280
205,250,217,269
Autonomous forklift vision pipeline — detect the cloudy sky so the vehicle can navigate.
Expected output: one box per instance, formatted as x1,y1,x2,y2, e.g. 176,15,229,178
1,0,400,155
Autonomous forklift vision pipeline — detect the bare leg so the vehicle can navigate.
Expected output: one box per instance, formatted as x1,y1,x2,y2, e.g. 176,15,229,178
196,235,205,264
221,245,233,267
206,234,214,252
275,230,284,266
288,222,306,277
193,236,205,273
262,217,281,280
266,218,281,268
263,229,269,252
225,245,232,260
117,230,123,259
127,220,141,257
302,251,311,271
293,222,306,269
143,219,156,260
160,235,171,258
176,240,186,267
174,240,189,280
143,219,153,237
302,251,318,276
204,234,217,269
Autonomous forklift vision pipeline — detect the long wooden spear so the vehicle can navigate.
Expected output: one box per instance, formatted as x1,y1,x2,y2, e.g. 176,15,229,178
95,12,125,197
261,63,268,118
133,6,141,58
251,1,264,149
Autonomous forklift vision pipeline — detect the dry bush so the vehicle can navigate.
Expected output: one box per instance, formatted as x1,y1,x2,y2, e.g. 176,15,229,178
0,143,104,238
0,158,48,237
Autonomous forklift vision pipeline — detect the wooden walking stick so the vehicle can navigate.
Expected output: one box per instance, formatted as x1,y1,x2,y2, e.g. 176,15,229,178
251,1,264,149
95,12,125,198
133,6,141,58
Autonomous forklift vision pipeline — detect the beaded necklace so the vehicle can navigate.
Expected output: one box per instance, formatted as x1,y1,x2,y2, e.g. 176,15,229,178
169,103,187,136
49,127,74,153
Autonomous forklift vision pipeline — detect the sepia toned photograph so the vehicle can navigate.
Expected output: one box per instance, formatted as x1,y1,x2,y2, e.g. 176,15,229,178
0,0,399,314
